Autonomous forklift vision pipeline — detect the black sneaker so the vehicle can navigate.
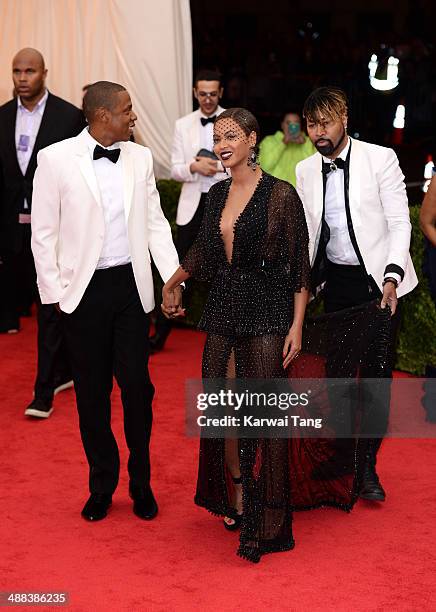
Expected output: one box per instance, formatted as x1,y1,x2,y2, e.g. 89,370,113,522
0,325,19,334
24,398,53,418
53,377,74,395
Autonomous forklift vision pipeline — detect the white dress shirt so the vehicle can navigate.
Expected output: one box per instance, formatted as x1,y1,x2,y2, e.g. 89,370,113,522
84,129,131,269
323,139,360,266
15,89,48,176
15,89,49,215
323,137,402,285
199,112,218,194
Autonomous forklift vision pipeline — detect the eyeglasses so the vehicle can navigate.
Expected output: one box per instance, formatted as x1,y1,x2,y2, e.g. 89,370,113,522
197,91,219,99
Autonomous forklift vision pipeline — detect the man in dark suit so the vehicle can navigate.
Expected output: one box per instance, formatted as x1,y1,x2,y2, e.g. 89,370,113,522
0,48,86,417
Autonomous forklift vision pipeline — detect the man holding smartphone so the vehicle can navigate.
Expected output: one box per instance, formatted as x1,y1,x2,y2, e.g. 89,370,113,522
259,110,315,186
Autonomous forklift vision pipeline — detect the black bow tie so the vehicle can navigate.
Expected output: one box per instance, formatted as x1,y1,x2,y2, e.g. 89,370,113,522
322,157,346,175
93,144,120,164
200,116,216,126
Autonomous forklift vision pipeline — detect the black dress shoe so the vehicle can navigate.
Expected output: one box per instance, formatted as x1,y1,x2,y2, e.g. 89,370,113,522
81,494,112,521
359,466,386,501
130,487,158,520
359,439,386,501
24,398,53,418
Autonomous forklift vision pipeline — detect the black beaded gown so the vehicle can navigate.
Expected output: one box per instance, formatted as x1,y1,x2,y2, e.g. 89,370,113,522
181,172,391,563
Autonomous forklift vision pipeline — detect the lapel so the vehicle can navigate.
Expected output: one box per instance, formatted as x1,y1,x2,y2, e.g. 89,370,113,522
76,130,102,208
25,92,55,179
119,142,134,223
3,99,23,176
189,110,201,155
75,131,135,220
347,137,362,227
312,151,324,221
189,105,225,156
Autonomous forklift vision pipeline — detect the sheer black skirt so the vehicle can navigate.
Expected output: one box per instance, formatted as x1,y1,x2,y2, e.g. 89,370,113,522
194,301,391,563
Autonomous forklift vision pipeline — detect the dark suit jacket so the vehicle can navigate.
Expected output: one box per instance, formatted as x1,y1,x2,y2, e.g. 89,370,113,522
0,92,86,253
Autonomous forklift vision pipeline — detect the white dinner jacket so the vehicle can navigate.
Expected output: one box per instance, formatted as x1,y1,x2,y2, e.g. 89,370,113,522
171,106,227,226
31,129,180,314
295,137,418,298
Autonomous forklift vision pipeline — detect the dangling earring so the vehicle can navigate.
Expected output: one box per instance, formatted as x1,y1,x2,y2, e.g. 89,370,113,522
247,147,258,171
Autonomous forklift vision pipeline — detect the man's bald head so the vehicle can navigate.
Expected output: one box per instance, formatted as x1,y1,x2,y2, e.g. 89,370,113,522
12,47,47,106
13,47,45,70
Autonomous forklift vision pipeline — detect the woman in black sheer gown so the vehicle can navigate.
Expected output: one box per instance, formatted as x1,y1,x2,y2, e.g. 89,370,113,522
162,108,389,563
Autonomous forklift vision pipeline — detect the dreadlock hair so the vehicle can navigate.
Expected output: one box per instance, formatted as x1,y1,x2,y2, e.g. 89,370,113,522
215,107,261,154
303,87,348,123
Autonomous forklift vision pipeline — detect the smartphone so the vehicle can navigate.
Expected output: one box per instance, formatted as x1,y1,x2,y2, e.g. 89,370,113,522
288,122,301,137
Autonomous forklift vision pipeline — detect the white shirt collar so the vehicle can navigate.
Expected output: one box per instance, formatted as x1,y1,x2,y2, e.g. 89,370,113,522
199,105,223,120
322,136,351,163
84,127,121,154
17,89,49,113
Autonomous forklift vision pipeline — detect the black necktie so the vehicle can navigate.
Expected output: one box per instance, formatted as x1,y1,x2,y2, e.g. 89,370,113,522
93,144,120,164
200,116,216,126
322,157,346,175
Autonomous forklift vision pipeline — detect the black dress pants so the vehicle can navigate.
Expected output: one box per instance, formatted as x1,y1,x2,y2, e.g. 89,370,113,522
176,193,208,261
323,261,380,314
62,264,154,495
1,225,71,402
0,225,36,330
35,302,71,404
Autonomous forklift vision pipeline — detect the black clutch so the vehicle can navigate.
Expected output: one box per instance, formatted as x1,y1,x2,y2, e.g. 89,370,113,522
196,148,218,160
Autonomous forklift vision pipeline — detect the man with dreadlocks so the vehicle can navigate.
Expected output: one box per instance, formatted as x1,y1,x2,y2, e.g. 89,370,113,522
296,86,417,502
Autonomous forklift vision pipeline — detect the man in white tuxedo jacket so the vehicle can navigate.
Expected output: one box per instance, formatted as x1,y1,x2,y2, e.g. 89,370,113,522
31,81,181,522
296,86,418,503
149,70,227,352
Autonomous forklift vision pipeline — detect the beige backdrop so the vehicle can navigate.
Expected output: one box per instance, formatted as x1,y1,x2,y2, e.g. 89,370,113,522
0,0,193,177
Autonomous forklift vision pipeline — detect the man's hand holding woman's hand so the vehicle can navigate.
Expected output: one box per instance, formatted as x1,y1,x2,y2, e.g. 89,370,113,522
161,285,185,319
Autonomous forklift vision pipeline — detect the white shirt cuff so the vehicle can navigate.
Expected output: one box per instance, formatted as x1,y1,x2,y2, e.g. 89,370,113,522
384,272,401,285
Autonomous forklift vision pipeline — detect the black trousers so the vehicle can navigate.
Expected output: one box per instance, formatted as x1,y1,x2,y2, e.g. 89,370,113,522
176,193,208,260
35,302,71,404
0,224,36,329
62,264,154,495
324,261,380,313
0,225,71,401
153,193,207,338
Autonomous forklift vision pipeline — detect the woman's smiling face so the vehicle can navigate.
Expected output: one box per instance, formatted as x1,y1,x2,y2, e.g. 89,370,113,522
213,117,256,169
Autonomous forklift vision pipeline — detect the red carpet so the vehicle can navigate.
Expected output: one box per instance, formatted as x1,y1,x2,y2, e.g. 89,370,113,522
1,315,436,611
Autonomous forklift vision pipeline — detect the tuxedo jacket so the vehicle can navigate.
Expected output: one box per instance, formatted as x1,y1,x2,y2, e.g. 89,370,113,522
0,92,86,253
31,129,180,314
295,137,418,298
171,106,227,226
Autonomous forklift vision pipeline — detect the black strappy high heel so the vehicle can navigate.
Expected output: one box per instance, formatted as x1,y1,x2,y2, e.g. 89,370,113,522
223,475,243,531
